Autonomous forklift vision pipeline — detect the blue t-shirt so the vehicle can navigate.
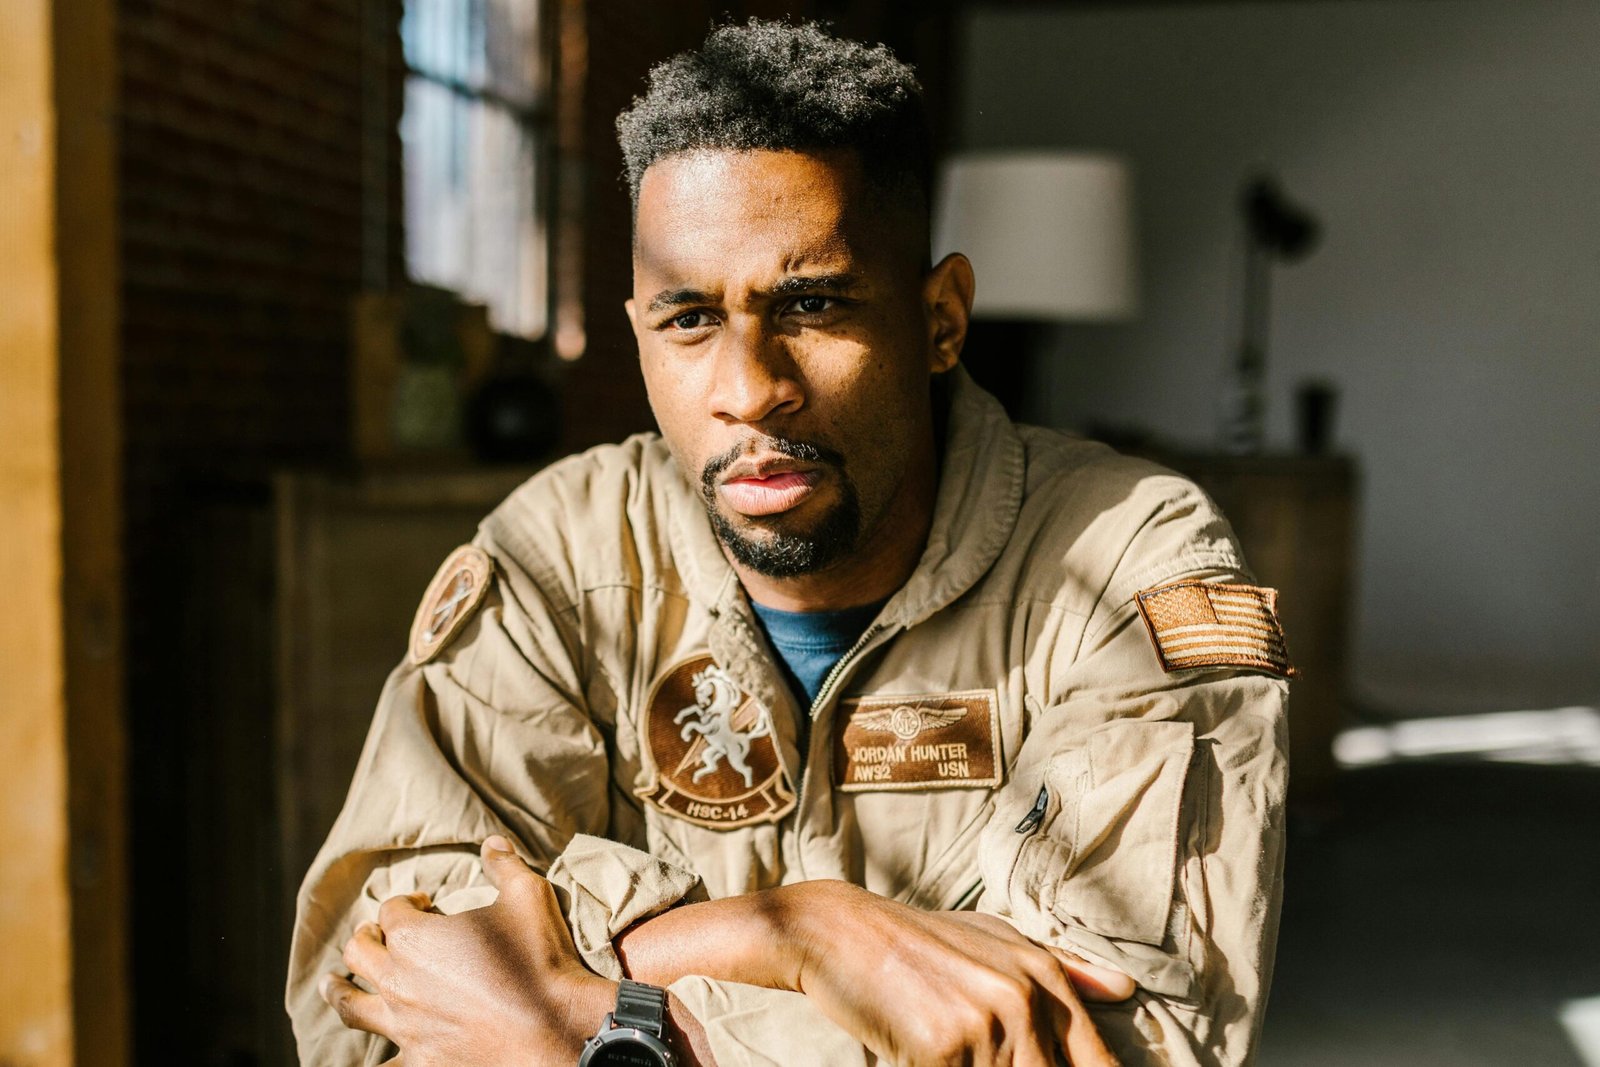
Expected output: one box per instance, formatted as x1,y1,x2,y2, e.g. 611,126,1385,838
750,599,884,754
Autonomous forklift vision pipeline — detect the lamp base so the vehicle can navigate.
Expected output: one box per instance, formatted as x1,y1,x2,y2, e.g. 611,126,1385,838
959,319,1048,423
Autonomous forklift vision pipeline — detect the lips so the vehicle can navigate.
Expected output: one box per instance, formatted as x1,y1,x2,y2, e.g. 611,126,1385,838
718,467,822,517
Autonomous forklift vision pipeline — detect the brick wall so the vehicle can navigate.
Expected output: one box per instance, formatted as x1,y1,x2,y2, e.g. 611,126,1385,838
117,0,401,1060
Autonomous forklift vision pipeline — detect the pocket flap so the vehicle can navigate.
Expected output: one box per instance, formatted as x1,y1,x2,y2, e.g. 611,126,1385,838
1040,719,1194,945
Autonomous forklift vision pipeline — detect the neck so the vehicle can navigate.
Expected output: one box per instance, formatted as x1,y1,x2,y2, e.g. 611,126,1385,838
733,437,939,614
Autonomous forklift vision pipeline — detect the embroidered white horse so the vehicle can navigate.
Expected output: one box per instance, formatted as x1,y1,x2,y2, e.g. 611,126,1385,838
675,666,771,787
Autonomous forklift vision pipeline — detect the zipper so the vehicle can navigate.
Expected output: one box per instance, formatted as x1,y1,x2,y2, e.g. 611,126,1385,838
809,622,885,722
1014,784,1050,835
791,622,890,852
1003,777,1063,916
948,878,984,911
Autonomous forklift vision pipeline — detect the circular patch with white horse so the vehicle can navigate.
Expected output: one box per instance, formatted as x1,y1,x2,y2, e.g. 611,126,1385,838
635,656,795,829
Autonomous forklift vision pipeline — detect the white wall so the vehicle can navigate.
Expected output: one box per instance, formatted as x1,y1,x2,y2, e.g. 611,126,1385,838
960,0,1600,714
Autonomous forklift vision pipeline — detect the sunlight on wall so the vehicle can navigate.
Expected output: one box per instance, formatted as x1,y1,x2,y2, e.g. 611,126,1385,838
1335,707,1600,767
1562,996,1600,1067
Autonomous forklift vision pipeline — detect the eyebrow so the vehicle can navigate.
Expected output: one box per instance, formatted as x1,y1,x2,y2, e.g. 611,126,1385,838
644,273,865,315
645,287,715,314
768,272,864,297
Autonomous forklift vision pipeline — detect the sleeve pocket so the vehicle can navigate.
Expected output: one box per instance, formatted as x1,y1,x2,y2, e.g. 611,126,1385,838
1020,719,1194,946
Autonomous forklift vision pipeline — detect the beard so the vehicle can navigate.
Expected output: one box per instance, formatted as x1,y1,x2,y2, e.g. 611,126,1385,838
700,436,862,578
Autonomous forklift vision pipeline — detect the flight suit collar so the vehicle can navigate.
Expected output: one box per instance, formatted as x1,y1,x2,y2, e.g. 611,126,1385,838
666,366,1027,630
883,368,1025,630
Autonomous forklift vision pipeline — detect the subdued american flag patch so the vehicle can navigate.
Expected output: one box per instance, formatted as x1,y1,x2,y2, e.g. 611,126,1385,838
1135,579,1295,678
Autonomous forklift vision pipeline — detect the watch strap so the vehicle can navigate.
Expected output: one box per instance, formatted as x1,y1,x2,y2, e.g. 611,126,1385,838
613,979,668,1039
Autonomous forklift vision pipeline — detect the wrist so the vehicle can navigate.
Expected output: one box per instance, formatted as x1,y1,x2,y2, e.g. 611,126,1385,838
560,975,620,1053
664,991,714,1066
615,887,822,992
577,979,681,1066
765,880,852,994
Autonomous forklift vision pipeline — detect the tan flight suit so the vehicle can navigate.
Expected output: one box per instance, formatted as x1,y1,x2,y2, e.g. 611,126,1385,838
286,370,1290,1067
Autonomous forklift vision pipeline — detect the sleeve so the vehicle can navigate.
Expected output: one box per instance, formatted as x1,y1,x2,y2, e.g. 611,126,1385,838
973,490,1290,1067
666,980,879,1067
283,542,703,1066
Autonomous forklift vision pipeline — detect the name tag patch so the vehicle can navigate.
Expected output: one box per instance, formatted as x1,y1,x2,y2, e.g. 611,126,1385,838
834,690,1002,792
636,655,795,829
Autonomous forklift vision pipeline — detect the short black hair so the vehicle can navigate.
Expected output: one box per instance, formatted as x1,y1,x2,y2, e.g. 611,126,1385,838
615,19,931,225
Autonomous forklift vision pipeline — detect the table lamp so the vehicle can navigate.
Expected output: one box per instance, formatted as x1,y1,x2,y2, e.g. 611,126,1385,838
933,151,1139,419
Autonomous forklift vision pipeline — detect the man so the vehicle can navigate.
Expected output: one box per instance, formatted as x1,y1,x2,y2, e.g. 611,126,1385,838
289,19,1289,1067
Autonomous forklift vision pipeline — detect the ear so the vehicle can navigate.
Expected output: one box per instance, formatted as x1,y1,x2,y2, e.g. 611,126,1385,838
624,296,640,333
923,253,975,374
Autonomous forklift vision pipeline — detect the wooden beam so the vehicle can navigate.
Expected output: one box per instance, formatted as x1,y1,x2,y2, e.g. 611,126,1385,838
0,0,76,1060
0,0,128,1063
55,0,129,1060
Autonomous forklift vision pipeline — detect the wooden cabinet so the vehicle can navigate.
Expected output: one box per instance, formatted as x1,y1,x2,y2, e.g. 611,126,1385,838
181,466,535,1066
270,469,538,899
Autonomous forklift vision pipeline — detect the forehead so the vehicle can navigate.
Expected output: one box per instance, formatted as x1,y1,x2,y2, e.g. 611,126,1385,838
633,149,880,281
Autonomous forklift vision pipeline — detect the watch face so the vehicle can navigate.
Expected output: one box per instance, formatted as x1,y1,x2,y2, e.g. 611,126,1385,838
585,1040,670,1067
579,1029,674,1067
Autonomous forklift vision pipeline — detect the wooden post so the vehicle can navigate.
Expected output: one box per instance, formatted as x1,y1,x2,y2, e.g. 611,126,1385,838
0,0,129,1064
0,0,76,1057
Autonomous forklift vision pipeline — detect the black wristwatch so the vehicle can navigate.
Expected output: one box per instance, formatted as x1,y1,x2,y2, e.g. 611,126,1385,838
576,979,677,1066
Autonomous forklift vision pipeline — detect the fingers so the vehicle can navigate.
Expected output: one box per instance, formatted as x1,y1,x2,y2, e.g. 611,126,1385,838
1045,981,1121,1067
341,921,387,983
319,971,395,1038
1008,1001,1058,1067
1048,947,1136,1003
377,891,433,928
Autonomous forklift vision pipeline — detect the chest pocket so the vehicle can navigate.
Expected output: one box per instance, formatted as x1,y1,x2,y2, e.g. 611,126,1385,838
1015,719,1194,946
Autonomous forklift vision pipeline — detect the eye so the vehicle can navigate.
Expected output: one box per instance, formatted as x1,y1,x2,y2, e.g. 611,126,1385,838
792,295,834,315
667,310,710,331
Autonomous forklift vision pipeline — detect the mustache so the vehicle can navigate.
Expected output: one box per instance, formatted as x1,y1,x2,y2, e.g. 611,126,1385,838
700,436,846,492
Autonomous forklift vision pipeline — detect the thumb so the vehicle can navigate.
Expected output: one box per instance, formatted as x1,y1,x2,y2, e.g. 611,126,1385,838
479,834,536,890
1051,947,1137,1003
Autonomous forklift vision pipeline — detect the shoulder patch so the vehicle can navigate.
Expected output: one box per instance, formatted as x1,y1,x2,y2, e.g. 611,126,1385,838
408,545,493,665
635,656,795,830
1135,579,1295,679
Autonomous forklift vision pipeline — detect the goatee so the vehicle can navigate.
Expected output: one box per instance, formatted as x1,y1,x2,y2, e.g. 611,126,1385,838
700,437,861,578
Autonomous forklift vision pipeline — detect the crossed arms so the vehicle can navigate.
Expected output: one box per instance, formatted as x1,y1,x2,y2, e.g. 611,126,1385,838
290,665,1283,1067
319,836,1131,1066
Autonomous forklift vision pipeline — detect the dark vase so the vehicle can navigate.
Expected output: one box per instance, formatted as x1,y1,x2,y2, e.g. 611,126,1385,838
465,362,561,464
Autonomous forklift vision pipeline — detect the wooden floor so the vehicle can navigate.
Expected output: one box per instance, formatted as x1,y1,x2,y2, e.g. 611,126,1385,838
1261,761,1600,1066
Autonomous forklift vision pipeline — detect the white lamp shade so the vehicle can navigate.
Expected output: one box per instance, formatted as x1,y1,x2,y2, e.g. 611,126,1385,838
933,151,1139,321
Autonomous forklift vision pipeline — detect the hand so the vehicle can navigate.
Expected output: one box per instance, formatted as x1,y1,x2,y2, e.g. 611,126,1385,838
319,836,615,1067
786,882,1124,1067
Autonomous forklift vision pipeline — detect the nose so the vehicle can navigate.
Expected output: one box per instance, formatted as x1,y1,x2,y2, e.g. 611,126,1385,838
707,317,804,425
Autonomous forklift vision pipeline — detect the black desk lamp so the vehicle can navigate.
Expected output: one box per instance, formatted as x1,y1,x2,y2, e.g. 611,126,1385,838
1222,175,1322,453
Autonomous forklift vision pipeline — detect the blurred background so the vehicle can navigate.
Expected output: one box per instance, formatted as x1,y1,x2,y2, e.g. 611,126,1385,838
2,1,1596,1065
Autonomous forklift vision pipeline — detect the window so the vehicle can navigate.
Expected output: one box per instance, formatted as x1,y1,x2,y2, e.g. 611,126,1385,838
401,0,549,339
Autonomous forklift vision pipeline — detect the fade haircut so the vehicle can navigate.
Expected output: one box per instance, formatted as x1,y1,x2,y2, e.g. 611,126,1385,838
615,18,932,250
